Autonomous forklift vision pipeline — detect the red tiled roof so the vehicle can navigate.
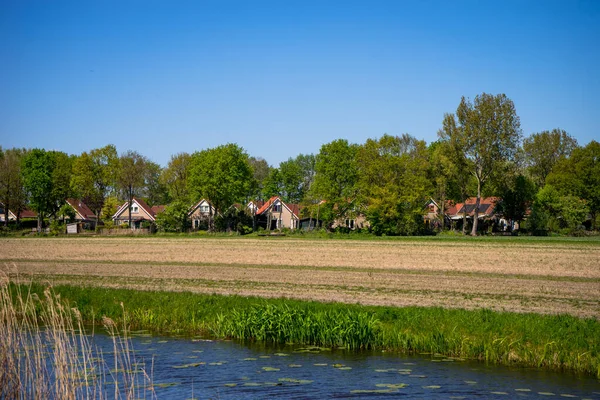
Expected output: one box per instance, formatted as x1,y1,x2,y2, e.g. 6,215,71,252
450,197,499,217
151,205,165,215
66,198,96,220
20,209,37,218
256,196,278,215
255,196,300,218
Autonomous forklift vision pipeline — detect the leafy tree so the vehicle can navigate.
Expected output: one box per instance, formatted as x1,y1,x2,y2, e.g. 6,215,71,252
523,129,578,187
248,156,271,198
101,196,120,222
311,139,359,227
188,143,254,231
494,174,536,231
71,144,118,228
21,149,73,231
547,140,600,229
529,185,589,234
58,203,76,224
0,148,27,227
143,161,169,206
154,200,190,232
160,152,192,203
357,134,431,235
117,150,149,228
439,93,522,235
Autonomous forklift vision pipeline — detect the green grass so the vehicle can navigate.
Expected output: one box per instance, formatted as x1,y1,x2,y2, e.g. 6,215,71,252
12,283,600,378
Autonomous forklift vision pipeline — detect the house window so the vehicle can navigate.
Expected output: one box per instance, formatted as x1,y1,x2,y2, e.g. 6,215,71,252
200,205,209,213
346,219,355,229
429,204,435,212
130,206,139,213
272,204,281,212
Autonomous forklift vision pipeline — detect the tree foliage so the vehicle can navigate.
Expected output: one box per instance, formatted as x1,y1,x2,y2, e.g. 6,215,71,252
311,139,359,226
0,148,27,226
160,152,191,203
357,134,431,235
117,150,149,228
188,144,253,231
523,129,578,187
439,93,522,235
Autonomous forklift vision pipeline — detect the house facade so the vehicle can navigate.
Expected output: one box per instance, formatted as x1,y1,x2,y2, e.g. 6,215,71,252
112,197,163,229
255,196,300,230
188,199,217,230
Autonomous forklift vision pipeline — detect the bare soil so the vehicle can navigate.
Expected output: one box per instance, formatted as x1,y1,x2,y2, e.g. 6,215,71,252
2,237,599,318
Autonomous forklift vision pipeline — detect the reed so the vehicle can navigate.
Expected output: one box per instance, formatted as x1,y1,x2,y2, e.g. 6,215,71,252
0,274,153,399
14,282,600,378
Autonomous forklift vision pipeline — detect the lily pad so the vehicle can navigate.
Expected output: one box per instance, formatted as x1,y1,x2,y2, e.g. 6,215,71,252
490,392,508,395
279,378,313,384
314,363,328,366
243,357,258,361
243,382,261,387
288,364,302,368
351,389,397,394
538,393,556,396
224,383,237,387
172,363,204,369
515,389,531,392
262,367,280,372
274,353,289,357
423,385,441,389
153,382,179,388
375,383,408,389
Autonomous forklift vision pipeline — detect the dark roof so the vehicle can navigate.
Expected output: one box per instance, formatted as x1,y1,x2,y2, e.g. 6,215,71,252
66,198,96,220
151,205,166,215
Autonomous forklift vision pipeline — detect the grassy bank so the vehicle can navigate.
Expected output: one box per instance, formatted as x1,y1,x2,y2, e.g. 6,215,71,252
14,283,600,378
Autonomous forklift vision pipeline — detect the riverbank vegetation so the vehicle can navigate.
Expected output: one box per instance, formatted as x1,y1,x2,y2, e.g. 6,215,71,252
0,277,153,399
13,282,600,378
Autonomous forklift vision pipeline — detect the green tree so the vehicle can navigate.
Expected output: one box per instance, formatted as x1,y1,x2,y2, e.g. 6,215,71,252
523,129,578,187
547,140,600,229
311,139,359,227
117,150,149,228
143,161,169,206
494,174,536,232
439,93,522,235
0,148,27,227
248,156,271,198
160,152,192,203
188,144,254,231
357,134,431,235
154,200,190,232
71,144,119,228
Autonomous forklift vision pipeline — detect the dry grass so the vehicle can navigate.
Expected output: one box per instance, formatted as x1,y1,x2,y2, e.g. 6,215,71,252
0,271,154,399
2,237,600,318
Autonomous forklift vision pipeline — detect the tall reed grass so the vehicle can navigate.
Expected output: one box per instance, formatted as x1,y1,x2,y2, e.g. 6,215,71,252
15,282,600,378
0,274,154,399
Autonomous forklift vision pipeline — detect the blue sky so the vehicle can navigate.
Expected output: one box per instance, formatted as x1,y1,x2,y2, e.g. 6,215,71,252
1,0,598,167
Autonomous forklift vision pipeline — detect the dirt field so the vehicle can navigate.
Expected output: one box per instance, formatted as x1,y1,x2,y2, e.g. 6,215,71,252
2,237,599,318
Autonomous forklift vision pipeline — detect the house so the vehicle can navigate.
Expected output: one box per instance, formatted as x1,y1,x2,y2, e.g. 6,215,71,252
0,202,17,223
188,199,218,230
65,199,97,223
423,198,444,230
255,196,300,230
330,201,370,231
112,197,163,229
446,197,501,232
0,202,37,223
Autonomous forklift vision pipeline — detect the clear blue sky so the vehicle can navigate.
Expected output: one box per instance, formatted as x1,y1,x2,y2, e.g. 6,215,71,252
1,0,598,167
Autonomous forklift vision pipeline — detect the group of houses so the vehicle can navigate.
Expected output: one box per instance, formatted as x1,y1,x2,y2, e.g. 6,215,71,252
2,195,513,233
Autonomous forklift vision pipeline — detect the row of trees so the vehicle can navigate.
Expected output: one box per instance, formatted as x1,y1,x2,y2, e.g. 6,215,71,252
1,93,598,235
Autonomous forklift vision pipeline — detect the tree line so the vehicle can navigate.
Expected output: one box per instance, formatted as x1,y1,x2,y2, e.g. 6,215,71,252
1,93,598,235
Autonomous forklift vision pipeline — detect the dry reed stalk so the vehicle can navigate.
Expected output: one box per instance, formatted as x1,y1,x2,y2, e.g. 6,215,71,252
0,270,154,399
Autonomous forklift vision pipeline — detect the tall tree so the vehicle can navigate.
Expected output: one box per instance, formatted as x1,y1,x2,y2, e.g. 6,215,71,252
523,129,578,187
71,144,118,227
0,148,27,227
188,144,253,231
547,140,600,229
439,93,522,235
117,150,149,228
160,152,192,203
21,149,73,231
494,174,536,231
143,161,169,206
311,139,359,227
357,134,431,235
